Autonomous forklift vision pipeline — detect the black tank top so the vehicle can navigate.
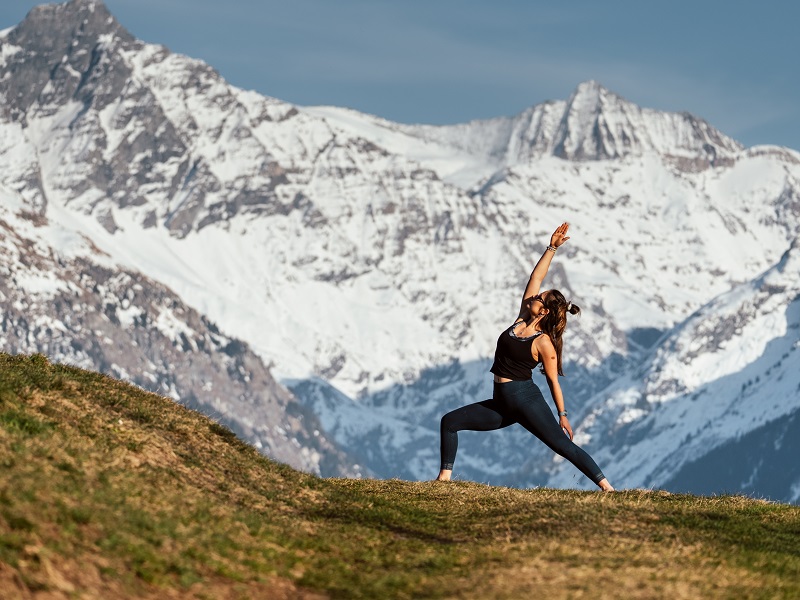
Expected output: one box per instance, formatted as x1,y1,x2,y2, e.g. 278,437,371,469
489,321,543,381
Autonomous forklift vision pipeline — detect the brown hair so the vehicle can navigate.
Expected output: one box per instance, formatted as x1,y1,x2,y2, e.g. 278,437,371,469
538,289,580,376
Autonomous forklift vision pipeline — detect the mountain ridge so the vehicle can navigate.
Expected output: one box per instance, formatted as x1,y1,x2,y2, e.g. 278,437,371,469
305,78,744,190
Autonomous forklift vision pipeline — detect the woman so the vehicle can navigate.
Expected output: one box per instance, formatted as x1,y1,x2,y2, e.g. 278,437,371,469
436,223,614,491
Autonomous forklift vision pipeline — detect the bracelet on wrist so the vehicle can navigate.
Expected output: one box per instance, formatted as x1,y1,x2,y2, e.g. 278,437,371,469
558,410,568,417
546,245,557,253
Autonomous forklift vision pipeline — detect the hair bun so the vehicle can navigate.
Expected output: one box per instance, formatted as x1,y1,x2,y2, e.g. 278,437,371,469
567,301,581,315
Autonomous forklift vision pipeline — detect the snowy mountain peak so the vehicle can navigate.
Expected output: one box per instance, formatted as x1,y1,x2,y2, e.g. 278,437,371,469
2,0,136,123
553,80,613,159
13,0,129,47
548,80,742,163
566,79,608,112
378,80,746,179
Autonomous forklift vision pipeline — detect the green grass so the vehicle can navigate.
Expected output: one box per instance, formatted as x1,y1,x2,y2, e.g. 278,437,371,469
0,352,799,599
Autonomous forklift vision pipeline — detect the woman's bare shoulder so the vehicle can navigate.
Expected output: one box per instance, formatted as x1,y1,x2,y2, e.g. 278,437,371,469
534,332,555,349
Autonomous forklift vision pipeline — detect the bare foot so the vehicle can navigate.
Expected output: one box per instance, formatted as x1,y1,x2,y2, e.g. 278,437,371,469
436,469,452,482
598,478,615,492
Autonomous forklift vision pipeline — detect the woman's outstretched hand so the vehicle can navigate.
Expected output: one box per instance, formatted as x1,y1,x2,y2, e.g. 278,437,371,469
560,416,573,440
550,222,571,248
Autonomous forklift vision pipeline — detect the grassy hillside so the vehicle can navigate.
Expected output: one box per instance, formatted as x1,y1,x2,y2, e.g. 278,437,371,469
1,354,798,599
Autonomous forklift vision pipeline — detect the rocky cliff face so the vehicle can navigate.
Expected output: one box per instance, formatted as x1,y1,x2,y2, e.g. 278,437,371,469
0,0,361,476
2,0,800,500
0,194,359,477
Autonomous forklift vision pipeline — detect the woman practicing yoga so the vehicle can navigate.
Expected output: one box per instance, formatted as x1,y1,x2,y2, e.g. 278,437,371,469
436,222,614,491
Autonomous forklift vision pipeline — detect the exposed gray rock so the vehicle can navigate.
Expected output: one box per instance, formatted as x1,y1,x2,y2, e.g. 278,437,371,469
0,213,360,477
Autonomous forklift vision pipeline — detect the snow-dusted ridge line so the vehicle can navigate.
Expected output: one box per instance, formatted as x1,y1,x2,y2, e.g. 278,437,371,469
302,81,745,190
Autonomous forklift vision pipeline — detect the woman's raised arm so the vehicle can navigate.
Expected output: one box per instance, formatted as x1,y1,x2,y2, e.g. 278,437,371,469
518,222,571,317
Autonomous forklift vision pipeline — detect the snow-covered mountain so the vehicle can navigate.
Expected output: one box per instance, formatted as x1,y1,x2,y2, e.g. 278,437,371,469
0,0,360,477
0,185,358,476
2,0,799,501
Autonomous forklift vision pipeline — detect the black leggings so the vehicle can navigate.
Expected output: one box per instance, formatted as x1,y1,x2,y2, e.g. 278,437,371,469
440,379,606,484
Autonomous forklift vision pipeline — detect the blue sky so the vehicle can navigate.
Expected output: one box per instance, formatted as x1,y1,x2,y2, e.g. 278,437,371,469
2,0,798,150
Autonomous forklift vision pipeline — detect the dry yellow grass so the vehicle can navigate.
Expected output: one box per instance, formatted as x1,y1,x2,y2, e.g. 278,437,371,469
1,354,798,599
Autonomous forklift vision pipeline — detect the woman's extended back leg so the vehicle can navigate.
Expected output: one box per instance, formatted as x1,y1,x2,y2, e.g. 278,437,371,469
440,398,514,471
